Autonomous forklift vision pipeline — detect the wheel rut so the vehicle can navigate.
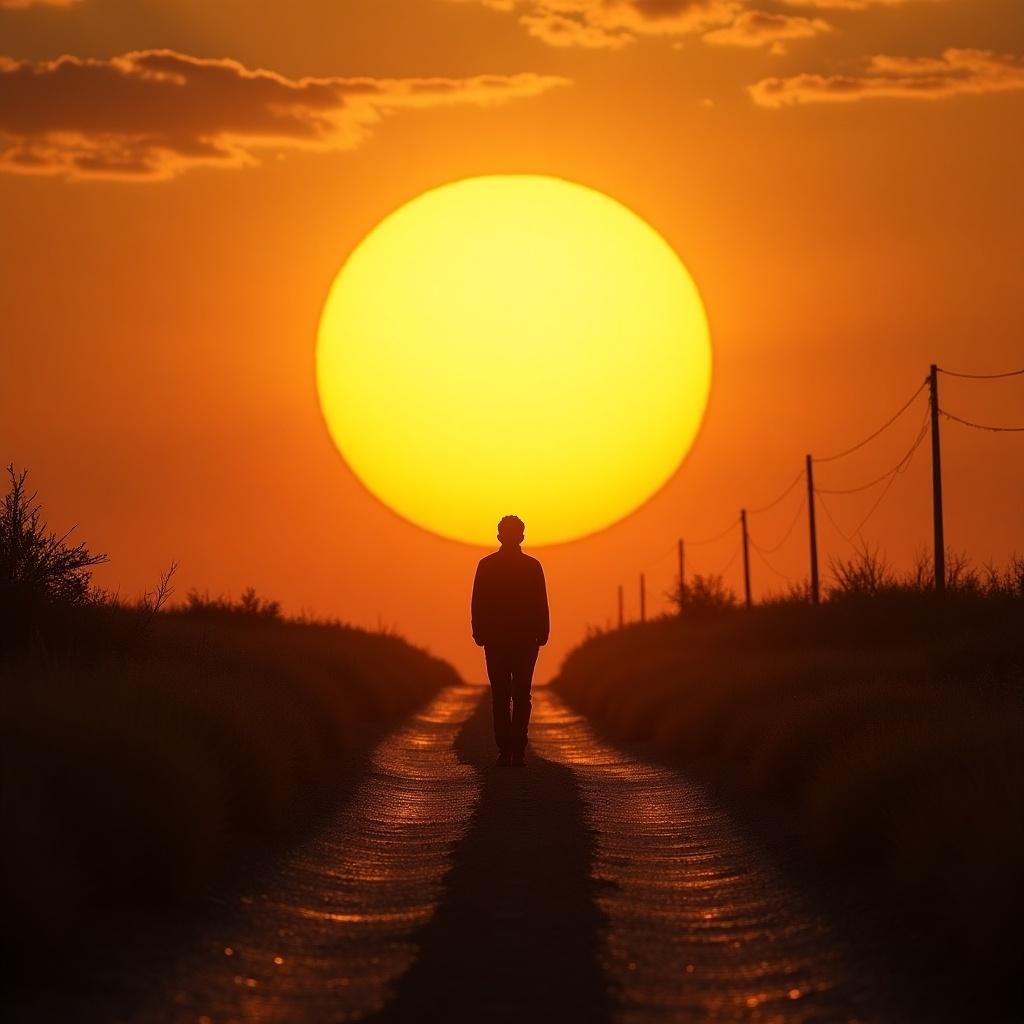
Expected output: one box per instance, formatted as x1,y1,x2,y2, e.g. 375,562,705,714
372,686,610,1024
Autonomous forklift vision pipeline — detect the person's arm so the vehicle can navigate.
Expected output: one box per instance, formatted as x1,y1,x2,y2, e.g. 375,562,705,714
535,561,550,647
471,560,487,647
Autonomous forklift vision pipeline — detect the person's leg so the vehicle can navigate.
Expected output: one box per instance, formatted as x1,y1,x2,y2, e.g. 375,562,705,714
509,644,539,761
484,645,514,757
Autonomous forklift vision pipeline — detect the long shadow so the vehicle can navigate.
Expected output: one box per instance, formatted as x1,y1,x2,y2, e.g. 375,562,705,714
372,690,612,1024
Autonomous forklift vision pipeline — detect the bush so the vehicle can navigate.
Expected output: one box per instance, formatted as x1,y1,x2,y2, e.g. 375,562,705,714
669,572,737,615
182,586,282,620
0,466,107,642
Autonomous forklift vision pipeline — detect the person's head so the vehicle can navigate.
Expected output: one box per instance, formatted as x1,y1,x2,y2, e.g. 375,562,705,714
497,515,525,548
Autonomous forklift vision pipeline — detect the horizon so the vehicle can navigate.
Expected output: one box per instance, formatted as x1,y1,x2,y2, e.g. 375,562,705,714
2,0,1022,682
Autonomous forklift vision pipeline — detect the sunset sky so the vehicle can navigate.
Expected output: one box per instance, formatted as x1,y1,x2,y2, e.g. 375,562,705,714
3,0,1023,681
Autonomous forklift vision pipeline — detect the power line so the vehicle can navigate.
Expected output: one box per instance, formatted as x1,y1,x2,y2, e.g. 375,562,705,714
689,541,743,578
814,378,928,464
749,539,798,583
847,467,902,537
622,363,1019,610
815,410,931,495
644,540,678,566
714,543,743,578
938,366,1024,380
687,518,740,546
815,491,857,549
751,492,806,554
747,470,803,515
814,410,930,545
940,409,1024,433
817,464,901,547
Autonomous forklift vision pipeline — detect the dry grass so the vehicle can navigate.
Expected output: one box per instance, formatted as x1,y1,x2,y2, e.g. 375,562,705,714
553,592,1023,996
0,598,460,964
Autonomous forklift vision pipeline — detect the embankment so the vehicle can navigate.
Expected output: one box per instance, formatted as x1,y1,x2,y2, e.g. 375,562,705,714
552,594,1022,1001
1,601,460,966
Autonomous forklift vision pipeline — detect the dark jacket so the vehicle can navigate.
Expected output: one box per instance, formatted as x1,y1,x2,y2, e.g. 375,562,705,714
471,547,549,648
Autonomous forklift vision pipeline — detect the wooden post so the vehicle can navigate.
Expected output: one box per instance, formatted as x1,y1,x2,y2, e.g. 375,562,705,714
740,509,752,609
617,584,624,629
929,364,946,596
677,538,685,613
639,573,646,623
806,454,820,605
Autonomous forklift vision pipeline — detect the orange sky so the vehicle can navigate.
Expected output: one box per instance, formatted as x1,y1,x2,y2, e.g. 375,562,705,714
2,0,1023,681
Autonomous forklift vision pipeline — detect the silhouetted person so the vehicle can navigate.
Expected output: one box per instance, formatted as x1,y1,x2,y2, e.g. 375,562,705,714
471,515,549,767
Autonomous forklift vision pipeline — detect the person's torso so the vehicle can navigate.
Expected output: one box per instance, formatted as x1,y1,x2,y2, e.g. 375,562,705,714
478,551,543,641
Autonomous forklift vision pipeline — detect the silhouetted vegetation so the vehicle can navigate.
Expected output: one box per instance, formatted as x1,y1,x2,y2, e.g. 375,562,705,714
557,549,1023,1002
670,571,738,614
2,603,460,971
0,464,107,608
667,543,1024,612
0,469,461,970
182,585,283,620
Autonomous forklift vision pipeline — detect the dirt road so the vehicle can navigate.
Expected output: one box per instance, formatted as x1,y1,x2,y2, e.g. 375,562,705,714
13,683,927,1023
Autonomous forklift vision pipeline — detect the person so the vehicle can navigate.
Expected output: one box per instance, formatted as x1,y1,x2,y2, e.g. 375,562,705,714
471,515,549,767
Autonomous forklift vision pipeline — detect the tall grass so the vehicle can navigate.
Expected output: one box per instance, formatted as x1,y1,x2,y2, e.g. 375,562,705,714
1,596,460,966
553,575,1022,998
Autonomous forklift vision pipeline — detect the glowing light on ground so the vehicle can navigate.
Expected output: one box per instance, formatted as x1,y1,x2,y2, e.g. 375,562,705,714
317,175,712,546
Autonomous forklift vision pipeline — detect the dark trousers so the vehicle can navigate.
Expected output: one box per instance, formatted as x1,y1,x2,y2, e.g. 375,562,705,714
484,643,539,755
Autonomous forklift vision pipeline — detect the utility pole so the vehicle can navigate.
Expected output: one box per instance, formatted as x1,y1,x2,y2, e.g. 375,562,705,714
740,509,752,609
639,573,647,623
617,584,624,629
806,454,820,605
929,364,946,596
677,538,685,613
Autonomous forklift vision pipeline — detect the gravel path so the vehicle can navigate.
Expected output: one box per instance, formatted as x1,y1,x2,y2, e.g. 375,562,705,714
11,682,929,1022
9,686,479,1024
532,691,904,1023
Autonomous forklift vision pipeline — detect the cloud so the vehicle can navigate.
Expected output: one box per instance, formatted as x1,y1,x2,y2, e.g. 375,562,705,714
0,49,569,181
449,0,743,48
703,10,831,52
520,9,634,48
0,0,82,7
772,0,939,8
447,0,938,48
584,0,744,35
750,48,1024,106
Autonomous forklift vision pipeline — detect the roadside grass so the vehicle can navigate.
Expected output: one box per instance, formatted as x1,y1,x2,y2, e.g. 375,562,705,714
0,598,460,965
553,585,1023,995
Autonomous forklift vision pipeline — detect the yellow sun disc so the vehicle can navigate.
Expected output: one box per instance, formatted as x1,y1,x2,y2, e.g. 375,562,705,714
316,175,712,547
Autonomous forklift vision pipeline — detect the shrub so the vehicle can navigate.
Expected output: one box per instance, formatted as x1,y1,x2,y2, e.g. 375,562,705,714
0,464,107,608
668,572,738,615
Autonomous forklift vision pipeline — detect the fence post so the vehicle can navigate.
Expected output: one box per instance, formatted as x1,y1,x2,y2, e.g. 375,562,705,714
740,509,752,609
929,364,946,596
639,573,646,623
617,584,624,629
806,454,820,605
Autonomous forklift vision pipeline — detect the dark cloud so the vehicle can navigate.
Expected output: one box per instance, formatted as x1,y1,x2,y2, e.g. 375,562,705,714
0,0,82,8
703,10,830,52
751,48,1024,106
0,49,569,181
